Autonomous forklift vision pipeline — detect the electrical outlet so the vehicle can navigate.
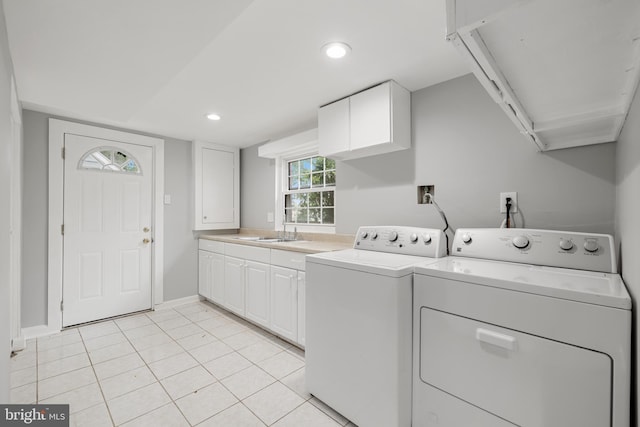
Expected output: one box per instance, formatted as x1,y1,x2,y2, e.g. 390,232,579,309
417,185,435,204
500,192,518,213
267,212,274,223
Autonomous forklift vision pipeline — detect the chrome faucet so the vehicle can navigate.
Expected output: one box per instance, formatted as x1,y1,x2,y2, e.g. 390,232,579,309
281,217,288,240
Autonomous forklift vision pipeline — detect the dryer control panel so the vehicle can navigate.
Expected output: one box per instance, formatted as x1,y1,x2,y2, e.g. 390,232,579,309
452,228,617,273
354,226,447,258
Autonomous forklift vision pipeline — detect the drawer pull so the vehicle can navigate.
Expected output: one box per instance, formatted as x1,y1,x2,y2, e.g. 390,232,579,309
475,328,517,351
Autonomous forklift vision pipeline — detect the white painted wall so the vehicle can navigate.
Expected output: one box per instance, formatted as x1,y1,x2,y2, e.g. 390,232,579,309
0,1,16,403
615,85,640,423
241,74,616,237
20,110,198,327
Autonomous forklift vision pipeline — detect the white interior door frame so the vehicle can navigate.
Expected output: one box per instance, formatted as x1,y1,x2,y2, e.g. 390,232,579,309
48,119,164,333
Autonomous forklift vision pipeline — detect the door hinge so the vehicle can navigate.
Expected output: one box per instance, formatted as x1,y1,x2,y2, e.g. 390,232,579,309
61,224,64,235
61,147,65,159
60,300,64,312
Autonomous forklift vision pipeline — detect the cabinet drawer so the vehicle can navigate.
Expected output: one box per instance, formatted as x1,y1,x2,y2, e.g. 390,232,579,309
419,308,611,427
225,243,270,263
199,239,225,253
271,249,306,271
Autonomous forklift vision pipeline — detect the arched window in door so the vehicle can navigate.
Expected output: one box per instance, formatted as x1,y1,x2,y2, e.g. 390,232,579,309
78,147,141,174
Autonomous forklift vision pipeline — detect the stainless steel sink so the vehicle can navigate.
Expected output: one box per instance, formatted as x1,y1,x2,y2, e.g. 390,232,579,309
233,236,304,243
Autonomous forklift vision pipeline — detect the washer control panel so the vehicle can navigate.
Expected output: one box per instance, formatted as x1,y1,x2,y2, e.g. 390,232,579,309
354,226,447,258
452,228,617,273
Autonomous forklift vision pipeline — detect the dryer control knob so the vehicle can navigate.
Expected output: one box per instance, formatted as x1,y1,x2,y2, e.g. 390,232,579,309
371,232,378,240
360,231,369,239
388,231,399,242
410,233,418,243
559,238,574,251
422,234,432,244
512,235,529,249
584,239,599,253
461,233,472,244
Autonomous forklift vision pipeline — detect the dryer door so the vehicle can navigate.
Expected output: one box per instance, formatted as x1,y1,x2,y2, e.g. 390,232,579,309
418,308,611,427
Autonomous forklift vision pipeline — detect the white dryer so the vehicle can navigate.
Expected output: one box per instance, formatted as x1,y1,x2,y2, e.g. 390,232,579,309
413,228,631,427
306,226,447,427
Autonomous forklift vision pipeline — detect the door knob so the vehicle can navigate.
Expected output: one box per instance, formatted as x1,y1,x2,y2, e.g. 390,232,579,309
142,238,151,244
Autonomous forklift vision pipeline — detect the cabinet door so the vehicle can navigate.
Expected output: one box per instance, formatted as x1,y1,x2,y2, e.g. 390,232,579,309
318,97,350,157
202,147,234,225
224,256,245,316
245,261,270,328
198,250,212,299
297,272,306,347
193,141,239,230
350,82,391,150
210,252,225,304
270,266,298,342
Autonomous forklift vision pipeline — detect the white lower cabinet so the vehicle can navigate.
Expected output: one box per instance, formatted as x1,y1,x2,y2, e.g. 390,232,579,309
198,240,307,346
210,253,225,304
245,261,270,328
297,272,306,346
198,250,212,299
270,266,298,342
224,256,245,316
198,240,225,305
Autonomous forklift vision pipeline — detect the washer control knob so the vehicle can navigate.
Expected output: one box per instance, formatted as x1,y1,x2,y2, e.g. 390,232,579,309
559,238,574,251
371,232,378,240
584,239,599,253
360,231,369,239
461,233,472,244
512,235,529,249
410,233,418,243
422,234,432,244
388,231,399,242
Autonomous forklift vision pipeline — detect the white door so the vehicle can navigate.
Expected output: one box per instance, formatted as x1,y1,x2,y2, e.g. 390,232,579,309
270,266,298,341
224,256,245,316
198,250,212,299
210,252,225,304
245,261,270,328
63,134,153,326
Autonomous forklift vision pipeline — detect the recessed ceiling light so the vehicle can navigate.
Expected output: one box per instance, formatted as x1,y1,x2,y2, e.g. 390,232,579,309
323,42,351,59
206,113,221,121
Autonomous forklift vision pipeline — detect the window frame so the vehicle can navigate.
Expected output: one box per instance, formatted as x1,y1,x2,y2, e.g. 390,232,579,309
276,151,336,234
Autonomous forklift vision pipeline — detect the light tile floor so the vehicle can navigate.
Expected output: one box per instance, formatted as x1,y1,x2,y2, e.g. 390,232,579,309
9,300,356,427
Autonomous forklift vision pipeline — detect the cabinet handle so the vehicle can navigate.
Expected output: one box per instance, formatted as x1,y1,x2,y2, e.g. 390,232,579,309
475,328,517,351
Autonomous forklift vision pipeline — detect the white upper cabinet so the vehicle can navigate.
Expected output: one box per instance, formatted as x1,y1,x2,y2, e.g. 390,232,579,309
447,0,640,151
193,141,239,230
318,80,411,160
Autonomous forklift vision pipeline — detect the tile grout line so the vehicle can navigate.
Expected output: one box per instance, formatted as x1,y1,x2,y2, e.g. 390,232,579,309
77,325,117,427
114,309,193,426
29,300,316,427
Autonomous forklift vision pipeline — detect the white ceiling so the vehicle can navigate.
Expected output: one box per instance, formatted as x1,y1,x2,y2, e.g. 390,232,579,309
3,0,469,148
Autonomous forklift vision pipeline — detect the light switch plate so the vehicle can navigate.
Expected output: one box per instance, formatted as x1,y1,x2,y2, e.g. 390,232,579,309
164,194,172,205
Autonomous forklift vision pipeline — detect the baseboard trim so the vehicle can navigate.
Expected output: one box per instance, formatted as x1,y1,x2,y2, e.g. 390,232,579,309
21,324,60,341
154,294,202,311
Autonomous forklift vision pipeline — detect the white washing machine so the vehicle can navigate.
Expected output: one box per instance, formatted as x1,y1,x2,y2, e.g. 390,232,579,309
413,228,631,427
306,226,447,427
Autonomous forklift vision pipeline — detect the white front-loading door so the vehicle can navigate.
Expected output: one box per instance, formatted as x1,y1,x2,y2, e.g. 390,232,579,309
62,134,153,326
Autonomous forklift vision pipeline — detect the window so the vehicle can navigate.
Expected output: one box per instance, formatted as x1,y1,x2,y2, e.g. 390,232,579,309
284,155,335,225
79,147,141,174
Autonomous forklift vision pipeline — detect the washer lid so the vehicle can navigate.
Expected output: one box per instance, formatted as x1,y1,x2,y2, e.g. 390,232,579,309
306,249,440,277
414,257,631,309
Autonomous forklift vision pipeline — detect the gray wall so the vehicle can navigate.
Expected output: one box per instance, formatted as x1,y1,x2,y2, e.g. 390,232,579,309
21,110,198,328
615,84,640,421
240,143,275,229
241,74,616,237
0,1,15,403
